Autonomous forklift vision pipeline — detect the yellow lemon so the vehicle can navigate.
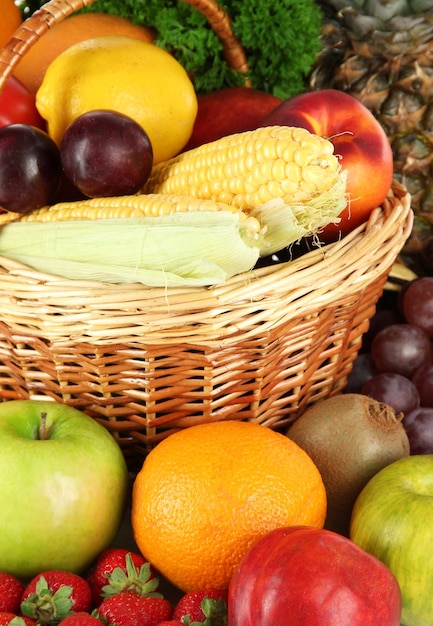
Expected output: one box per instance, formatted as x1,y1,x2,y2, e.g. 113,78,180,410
36,36,198,164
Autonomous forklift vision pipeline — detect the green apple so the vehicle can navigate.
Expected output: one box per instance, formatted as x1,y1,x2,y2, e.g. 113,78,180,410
350,455,433,626
0,399,129,579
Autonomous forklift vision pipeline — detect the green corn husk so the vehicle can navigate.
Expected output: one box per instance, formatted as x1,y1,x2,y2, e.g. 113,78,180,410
251,171,346,257
0,212,259,286
0,183,345,286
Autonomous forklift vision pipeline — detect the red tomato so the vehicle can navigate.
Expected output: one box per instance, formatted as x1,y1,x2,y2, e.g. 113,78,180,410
0,75,45,129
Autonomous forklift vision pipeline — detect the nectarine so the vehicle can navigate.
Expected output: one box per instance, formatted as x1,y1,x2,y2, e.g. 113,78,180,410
260,89,394,241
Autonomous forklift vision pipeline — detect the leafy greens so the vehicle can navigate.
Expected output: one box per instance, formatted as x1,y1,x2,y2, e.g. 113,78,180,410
19,0,324,98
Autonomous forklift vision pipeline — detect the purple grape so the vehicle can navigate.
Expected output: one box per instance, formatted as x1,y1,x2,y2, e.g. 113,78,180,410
403,277,433,337
371,323,432,378
403,406,433,454
362,373,420,416
412,363,433,407
345,353,378,394
361,308,404,354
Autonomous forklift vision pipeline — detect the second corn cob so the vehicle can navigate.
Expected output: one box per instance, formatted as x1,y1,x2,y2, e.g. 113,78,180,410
0,207,260,286
0,193,247,222
0,191,328,286
0,180,345,260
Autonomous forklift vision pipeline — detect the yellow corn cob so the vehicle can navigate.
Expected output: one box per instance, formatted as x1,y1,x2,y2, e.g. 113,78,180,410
0,193,246,223
143,126,344,210
0,192,264,249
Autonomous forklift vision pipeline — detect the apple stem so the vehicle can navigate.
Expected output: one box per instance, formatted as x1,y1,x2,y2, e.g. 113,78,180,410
38,412,48,440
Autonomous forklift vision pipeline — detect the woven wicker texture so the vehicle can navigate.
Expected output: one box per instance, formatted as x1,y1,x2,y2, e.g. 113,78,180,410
0,0,413,469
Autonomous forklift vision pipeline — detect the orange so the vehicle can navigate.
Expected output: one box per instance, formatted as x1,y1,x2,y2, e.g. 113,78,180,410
0,0,22,48
131,420,327,592
13,12,155,94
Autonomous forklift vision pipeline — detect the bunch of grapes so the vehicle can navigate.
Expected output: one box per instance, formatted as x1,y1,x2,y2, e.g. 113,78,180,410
346,276,433,455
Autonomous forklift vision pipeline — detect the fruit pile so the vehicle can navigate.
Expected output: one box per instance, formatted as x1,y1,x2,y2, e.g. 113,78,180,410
346,275,433,456
1,3,433,626
0,419,405,626
0,398,431,626
4,532,400,626
0,3,397,288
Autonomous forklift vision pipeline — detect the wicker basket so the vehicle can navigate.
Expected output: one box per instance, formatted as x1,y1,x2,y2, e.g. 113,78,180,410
0,0,413,470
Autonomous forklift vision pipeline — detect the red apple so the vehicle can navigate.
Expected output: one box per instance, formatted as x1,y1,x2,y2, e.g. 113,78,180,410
0,76,45,130
260,89,394,240
183,86,282,151
228,526,402,626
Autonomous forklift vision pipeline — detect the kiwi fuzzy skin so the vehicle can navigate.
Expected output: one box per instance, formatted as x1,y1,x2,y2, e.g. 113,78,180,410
286,393,410,537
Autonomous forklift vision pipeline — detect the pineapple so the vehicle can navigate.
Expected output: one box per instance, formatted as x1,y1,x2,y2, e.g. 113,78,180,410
310,0,433,274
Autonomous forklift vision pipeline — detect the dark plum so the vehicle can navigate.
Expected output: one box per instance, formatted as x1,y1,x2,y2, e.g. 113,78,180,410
403,407,433,454
371,323,432,378
60,110,153,198
0,123,62,214
362,373,420,416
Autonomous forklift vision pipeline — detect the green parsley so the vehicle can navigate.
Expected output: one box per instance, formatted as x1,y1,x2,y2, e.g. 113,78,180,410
19,0,324,98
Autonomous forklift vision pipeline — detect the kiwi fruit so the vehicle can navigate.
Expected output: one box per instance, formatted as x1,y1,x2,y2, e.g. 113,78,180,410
286,393,410,537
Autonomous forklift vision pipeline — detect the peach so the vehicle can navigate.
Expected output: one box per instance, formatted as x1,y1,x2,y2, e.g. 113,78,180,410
260,89,394,241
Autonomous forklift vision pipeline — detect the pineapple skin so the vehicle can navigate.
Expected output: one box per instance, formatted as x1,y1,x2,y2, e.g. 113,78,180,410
310,1,433,275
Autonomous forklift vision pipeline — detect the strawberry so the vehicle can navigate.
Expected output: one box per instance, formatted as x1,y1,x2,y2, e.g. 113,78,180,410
20,570,92,625
0,613,36,626
0,572,25,613
96,592,173,626
58,613,103,625
172,589,228,626
155,622,184,626
86,548,160,607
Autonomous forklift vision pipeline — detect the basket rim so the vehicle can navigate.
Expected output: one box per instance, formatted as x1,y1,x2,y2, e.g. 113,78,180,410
0,181,413,346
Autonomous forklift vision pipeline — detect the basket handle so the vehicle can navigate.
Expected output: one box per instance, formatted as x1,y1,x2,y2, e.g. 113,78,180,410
0,0,250,92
